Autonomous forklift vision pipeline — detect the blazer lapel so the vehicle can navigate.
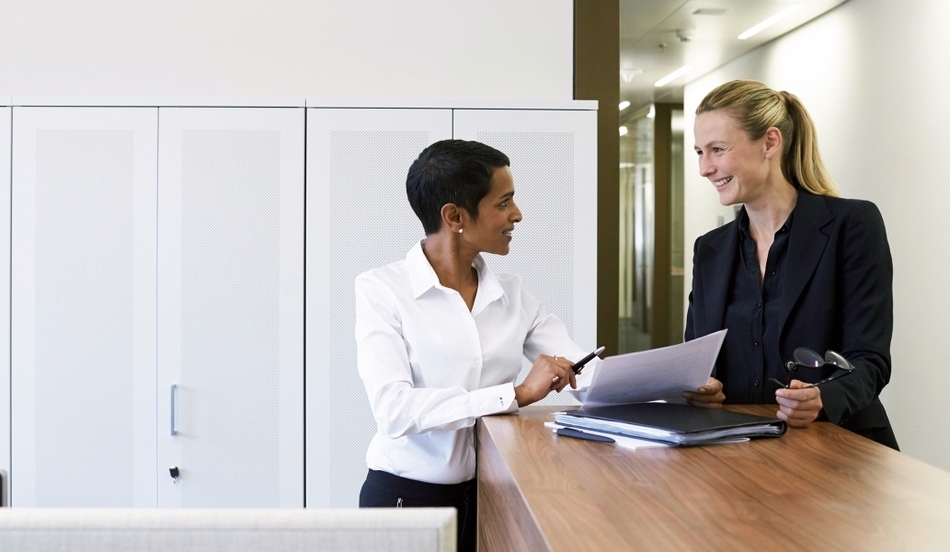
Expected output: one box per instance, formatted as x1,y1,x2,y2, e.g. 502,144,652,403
778,192,833,339
698,220,739,334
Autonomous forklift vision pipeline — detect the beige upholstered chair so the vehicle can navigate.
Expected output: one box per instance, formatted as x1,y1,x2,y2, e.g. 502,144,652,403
0,507,456,552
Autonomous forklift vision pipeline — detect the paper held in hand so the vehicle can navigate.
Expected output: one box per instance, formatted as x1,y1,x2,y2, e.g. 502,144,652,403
568,329,727,407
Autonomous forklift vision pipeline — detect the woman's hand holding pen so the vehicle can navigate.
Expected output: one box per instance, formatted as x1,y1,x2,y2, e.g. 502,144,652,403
682,377,726,408
515,354,576,407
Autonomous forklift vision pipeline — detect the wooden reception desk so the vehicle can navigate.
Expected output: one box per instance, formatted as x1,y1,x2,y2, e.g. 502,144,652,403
476,405,950,551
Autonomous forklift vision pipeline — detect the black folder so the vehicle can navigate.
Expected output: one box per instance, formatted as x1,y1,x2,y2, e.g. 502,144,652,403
554,403,786,446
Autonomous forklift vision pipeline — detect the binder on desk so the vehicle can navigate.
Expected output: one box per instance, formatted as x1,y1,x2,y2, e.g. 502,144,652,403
554,403,786,446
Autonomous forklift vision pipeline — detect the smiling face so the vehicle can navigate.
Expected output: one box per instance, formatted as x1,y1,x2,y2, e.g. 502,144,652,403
693,109,774,207
463,166,522,255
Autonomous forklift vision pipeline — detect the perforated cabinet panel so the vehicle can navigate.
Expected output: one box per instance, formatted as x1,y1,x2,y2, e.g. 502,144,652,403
472,130,577,389
10,107,158,507
181,129,280,507
453,110,599,405
158,108,304,508
306,109,453,507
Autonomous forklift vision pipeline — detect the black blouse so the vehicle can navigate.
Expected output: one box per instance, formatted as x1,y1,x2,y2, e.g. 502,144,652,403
717,209,792,404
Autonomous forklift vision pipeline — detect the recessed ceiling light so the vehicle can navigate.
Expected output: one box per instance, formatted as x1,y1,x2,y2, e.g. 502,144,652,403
619,126,629,136
738,5,802,40
619,101,631,111
654,66,692,87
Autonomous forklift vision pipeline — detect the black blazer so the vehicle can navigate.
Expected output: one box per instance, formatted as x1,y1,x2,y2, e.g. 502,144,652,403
685,191,898,449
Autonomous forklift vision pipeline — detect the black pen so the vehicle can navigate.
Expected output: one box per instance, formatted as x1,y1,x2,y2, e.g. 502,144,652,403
572,346,605,374
556,426,615,444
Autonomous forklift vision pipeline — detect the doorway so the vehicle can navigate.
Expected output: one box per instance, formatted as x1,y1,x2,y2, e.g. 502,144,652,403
618,103,684,353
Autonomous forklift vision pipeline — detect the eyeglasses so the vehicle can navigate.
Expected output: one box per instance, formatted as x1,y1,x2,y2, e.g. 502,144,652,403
768,348,855,389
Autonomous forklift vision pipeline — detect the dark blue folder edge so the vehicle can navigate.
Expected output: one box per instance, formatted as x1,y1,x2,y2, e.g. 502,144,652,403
556,403,786,446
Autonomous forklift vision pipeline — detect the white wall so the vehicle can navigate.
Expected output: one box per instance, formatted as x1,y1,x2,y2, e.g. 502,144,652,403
0,0,573,100
684,0,950,471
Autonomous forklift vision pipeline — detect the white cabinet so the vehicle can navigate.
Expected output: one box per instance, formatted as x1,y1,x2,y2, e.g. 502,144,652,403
305,108,453,507
8,105,305,508
11,107,159,506
157,108,305,507
4,101,595,509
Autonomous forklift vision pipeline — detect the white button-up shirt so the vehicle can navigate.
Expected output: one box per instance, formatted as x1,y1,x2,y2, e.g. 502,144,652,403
355,241,590,484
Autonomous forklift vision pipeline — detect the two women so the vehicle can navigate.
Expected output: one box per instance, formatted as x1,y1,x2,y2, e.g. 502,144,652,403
684,80,898,450
356,82,899,552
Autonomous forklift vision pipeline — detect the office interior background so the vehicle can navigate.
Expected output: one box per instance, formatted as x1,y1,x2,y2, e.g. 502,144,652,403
1,0,948,501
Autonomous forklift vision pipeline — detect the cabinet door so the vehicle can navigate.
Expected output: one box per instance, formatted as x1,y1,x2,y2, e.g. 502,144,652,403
453,109,599,404
305,108,452,507
0,106,10,506
157,108,304,507
11,107,158,507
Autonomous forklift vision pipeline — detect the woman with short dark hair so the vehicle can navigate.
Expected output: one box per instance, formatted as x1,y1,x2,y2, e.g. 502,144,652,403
356,139,595,551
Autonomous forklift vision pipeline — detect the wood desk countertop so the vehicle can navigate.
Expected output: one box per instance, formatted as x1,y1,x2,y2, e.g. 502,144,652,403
476,405,950,551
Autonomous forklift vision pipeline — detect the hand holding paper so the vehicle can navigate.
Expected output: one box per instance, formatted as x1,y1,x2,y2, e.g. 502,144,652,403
682,376,726,408
568,330,727,407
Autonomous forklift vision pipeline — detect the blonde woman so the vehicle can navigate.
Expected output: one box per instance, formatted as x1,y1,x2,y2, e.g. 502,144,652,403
683,80,898,450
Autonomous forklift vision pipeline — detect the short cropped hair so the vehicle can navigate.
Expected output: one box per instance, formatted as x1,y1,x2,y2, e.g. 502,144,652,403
406,140,510,235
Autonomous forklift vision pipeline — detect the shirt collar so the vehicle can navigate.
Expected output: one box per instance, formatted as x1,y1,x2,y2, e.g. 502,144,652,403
737,207,794,238
406,241,440,298
406,241,507,311
470,252,506,315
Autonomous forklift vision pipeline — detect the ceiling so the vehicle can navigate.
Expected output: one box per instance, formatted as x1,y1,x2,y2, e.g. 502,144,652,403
619,0,849,120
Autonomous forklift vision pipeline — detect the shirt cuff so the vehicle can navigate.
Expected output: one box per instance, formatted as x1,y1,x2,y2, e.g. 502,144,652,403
469,383,518,417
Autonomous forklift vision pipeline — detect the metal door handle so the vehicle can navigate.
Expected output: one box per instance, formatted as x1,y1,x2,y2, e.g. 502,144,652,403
171,384,180,436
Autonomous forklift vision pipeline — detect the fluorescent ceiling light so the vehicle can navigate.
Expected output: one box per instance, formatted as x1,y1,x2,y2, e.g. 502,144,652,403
693,8,728,16
738,5,802,40
654,66,692,87
619,101,630,111
619,126,629,136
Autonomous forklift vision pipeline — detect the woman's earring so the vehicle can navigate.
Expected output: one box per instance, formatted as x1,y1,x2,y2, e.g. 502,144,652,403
458,228,463,234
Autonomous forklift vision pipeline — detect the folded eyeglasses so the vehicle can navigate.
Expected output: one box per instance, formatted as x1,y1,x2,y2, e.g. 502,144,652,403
768,348,855,389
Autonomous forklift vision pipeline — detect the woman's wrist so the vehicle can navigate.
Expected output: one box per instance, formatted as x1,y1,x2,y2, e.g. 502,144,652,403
514,384,532,408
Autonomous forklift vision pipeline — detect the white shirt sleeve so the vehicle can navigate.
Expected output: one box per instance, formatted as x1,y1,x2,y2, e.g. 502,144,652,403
355,273,517,440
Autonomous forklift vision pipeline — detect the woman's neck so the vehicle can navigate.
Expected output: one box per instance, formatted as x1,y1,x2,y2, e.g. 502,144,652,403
421,233,478,292
745,181,798,242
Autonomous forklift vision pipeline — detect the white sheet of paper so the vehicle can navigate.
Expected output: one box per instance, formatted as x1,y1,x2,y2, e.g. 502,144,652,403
568,330,727,407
